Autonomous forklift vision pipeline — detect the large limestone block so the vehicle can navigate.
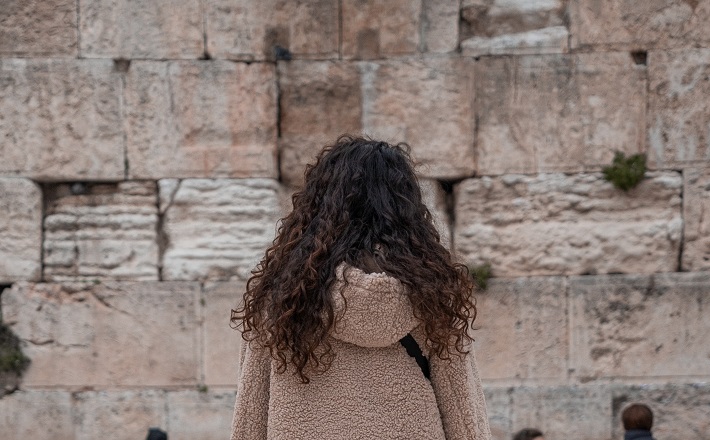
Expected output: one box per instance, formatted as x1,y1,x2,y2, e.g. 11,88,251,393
482,387,513,440
683,168,710,270
475,53,646,175
0,59,124,180
205,0,338,60
167,390,236,440
462,26,569,56
160,179,282,281
0,178,41,282
203,281,245,386
125,61,277,179
1,281,200,386
611,383,710,439
648,49,710,169
79,0,203,58
422,0,460,53
0,390,74,439
454,172,682,276
43,181,159,281
570,0,710,49
0,0,77,56
570,272,710,380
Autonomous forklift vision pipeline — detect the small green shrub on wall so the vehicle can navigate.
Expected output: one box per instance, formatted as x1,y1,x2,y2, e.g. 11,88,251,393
0,323,30,376
468,262,492,291
602,152,647,191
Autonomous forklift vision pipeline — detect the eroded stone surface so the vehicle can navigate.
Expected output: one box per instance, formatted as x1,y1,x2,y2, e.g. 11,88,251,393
0,59,124,180
683,168,710,271
0,390,74,439
167,390,236,440
1,281,200,386
160,179,282,281
205,0,338,60
422,0,460,53
461,25,568,56
0,178,41,282
648,49,710,169
475,53,646,175
454,172,682,276
203,281,245,386
125,61,277,179
481,387,513,440
43,181,159,281
0,0,77,56
570,272,710,380
79,0,203,58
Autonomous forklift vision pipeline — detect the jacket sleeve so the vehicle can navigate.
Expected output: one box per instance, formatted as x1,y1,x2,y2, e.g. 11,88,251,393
429,341,492,440
230,338,271,440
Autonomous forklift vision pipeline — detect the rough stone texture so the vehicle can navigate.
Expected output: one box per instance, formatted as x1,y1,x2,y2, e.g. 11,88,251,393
475,277,568,381
43,181,159,281
0,59,124,180
422,0,460,53
612,383,710,440
160,179,282,281
420,179,451,249
167,390,236,440
1,281,200,386
0,390,74,439
0,0,77,56
683,168,710,271
482,387,513,440
278,61,362,186
455,172,682,277
125,61,277,179
203,281,245,386
475,53,646,175
0,178,41,282
79,0,203,58
570,0,710,49
461,26,569,56
647,49,710,169
570,272,710,380
205,0,338,60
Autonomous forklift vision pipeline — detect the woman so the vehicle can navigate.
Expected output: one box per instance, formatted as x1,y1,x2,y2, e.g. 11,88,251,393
231,136,491,440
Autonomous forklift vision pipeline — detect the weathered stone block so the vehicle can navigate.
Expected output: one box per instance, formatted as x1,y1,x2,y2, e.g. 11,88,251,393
683,168,710,271
160,179,282,281
167,390,236,440
0,0,77,56
43,181,159,281
570,273,710,380
461,26,569,56
475,53,646,175
0,390,74,439
648,49,710,169
570,0,710,49
203,281,245,386
79,0,203,58
1,281,200,386
420,179,451,249
125,61,277,179
205,0,338,60
454,172,682,276
0,59,124,180
0,178,41,282
422,0,460,53
612,383,710,439
475,277,568,381
482,387,513,440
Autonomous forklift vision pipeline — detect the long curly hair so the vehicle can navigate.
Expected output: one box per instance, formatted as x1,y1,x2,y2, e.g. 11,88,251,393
231,135,477,383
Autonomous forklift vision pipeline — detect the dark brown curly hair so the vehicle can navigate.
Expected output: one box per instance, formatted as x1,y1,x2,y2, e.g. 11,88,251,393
231,135,477,383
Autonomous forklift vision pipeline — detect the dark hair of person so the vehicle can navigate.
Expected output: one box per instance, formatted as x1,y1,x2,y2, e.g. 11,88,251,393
513,428,544,440
622,403,653,430
231,135,477,383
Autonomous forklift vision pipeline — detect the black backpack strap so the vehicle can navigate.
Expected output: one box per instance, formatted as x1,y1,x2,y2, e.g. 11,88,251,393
399,333,430,380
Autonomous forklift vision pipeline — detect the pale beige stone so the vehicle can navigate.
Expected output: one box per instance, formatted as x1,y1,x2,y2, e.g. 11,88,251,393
461,26,569,56
461,0,567,41
475,53,646,175
0,178,41,282
79,0,203,58
475,277,568,381
454,172,682,276
0,390,74,439
167,390,237,440
570,0,710,49
125,61,277,179
648,49,710,169
683,168,710,271
43,181,159,281
1,281,200,386
160,179,282,281
0,59,124,180
570,272,710,380
481,387,512,440
203,281,245,386
612,383,710,439
420,179,451,249
422,0,460,53
0,0,77,56
205,0,338,60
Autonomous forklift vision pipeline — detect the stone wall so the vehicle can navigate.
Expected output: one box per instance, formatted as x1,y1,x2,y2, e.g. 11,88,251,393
1,1,709,439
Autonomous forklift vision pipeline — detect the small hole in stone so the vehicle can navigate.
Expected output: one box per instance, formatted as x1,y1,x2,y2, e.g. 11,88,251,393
113,59,131,73
70,182,88,195
630,50,647,66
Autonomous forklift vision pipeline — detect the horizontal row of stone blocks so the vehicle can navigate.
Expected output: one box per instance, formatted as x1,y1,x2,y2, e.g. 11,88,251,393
3,1,710,59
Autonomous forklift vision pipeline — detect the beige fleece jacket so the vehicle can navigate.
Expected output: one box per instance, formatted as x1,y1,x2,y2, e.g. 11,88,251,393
231,262,491,440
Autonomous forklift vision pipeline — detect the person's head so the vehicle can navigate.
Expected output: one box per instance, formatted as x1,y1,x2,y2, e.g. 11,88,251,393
513,428,544,440
622,403,653,431
232,135,477,383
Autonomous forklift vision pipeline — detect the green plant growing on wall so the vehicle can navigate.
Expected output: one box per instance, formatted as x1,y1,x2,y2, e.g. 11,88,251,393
468,262,492,291
602,152,647,191
0,323,30,376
